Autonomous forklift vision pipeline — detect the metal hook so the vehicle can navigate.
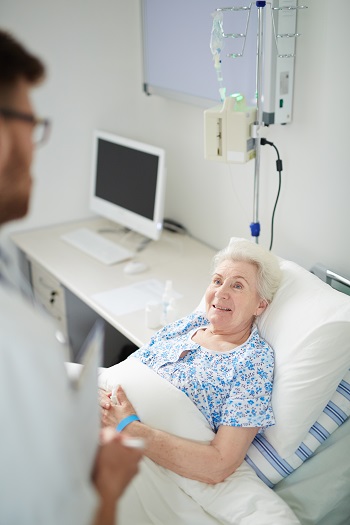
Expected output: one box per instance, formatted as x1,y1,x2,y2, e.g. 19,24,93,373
216,3,253,59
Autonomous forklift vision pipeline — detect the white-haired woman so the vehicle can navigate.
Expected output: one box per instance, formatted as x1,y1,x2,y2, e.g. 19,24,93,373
99,238,281,485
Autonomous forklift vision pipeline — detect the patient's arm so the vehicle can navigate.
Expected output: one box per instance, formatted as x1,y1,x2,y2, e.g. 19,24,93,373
100,386,257,485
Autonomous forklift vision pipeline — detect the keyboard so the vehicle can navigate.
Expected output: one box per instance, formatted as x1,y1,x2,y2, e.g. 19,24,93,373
61,228,134,265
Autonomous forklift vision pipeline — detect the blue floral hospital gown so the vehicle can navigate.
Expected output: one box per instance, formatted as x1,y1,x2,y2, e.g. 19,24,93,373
131,312,275,433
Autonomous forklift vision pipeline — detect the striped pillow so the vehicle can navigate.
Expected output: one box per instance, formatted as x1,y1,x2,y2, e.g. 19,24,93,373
245,368,350,487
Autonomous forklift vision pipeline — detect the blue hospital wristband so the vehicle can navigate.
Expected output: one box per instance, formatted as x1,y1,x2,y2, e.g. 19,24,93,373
116,414,141,432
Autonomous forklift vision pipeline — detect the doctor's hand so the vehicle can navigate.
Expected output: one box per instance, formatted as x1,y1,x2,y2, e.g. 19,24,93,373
92,426,142,525
100,386,137,429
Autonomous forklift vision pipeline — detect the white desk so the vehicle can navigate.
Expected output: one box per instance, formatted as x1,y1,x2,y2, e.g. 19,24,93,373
11,218,216,358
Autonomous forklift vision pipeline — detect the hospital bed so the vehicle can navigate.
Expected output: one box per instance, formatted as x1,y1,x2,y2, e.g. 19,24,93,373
97,256,350,525
256,261,350,524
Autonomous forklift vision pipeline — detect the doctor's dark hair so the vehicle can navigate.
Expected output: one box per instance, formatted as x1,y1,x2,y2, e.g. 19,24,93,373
212,238,282,304
0,30,45,102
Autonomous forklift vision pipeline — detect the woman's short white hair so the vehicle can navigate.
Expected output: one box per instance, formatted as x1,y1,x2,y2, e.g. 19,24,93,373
212,238,282,304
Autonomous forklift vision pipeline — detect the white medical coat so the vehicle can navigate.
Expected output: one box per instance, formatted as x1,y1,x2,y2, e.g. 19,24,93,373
0,282,99,525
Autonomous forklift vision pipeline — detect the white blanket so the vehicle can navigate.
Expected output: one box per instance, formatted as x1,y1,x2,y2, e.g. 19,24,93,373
98,357,300,525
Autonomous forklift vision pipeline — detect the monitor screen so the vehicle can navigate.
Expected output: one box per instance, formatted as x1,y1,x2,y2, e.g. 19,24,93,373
90,130,166,240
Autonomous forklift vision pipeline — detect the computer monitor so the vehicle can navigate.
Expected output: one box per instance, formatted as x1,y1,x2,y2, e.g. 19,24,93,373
90,130,166,241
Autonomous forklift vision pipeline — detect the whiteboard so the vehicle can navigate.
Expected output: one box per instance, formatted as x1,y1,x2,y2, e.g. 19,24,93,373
142,0,259,108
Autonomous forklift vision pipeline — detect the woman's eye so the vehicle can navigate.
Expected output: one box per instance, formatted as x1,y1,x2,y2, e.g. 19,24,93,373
213,278,221,285
233,282,243,290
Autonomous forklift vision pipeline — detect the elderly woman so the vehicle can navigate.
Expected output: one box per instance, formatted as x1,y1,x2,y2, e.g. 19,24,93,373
99,238,281,486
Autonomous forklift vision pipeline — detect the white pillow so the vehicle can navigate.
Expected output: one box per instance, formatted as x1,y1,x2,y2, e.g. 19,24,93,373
98,357,214,442
256,259,350,457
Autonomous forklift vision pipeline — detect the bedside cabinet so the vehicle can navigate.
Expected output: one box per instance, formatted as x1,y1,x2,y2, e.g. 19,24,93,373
30,260,68,345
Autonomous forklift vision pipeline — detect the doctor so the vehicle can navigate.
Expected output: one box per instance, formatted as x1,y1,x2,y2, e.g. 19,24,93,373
0,30,142,525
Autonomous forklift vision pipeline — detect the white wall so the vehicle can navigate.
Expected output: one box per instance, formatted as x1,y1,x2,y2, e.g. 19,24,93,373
1,0,349,277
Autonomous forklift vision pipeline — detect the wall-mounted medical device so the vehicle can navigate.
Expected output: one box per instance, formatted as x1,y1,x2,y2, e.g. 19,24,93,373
263,0,299,125
205,1,305,167
204,94,256,163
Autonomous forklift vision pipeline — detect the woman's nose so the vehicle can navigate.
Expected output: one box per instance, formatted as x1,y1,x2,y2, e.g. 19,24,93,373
215,284,229,298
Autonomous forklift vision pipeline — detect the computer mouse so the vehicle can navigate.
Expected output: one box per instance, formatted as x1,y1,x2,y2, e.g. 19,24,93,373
123,260,149,275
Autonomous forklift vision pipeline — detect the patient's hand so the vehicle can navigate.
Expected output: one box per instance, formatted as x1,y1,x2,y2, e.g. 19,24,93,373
100,386,136,429
98,388,111,409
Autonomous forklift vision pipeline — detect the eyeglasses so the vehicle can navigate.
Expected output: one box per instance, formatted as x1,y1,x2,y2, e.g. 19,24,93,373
0,108,51,146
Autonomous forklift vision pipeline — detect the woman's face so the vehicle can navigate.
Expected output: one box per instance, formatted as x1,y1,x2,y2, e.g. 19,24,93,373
205,259,267,335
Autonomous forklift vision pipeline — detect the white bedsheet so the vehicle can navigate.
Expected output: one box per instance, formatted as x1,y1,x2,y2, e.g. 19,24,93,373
98,358,300,525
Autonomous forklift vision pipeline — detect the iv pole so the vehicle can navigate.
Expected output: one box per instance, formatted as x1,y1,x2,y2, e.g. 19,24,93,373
211,2,306,244
250,1,266,243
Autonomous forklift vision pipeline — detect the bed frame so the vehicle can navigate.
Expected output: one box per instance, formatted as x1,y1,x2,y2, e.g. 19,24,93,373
273,264,350,525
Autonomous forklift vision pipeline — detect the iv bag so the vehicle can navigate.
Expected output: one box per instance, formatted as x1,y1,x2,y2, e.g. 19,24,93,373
210,11,224,56
210,11,226,100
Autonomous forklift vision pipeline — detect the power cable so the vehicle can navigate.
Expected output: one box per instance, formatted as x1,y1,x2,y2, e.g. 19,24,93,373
260,138,283,251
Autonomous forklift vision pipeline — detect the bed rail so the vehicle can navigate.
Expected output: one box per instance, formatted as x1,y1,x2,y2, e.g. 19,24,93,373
311,263,350,294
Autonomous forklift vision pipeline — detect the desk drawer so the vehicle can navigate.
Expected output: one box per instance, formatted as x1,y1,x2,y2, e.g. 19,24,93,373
30,262,68,337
